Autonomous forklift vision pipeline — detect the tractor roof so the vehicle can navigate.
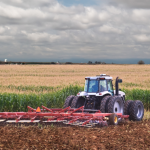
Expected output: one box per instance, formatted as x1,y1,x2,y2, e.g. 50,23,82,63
85,74,112,80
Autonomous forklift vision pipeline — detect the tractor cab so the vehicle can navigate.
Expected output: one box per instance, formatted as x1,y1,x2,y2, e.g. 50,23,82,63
84,74,114,96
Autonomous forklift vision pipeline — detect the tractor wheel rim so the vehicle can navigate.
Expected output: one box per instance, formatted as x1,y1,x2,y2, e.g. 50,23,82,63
114,116,118,124
137,105,142,118
114,101,123,113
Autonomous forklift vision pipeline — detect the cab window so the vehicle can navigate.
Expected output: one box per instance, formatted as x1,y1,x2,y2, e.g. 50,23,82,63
99,80,107,92
107,80,113,95
88,80,99,93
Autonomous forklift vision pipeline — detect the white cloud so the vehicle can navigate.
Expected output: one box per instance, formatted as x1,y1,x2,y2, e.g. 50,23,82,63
0,27,5,33
0,3,47,19
0,0,150,62
25,32,60,42
99,25,122,34
134,34,150,42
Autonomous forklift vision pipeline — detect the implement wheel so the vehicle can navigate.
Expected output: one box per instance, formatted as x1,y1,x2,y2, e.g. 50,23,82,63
71,96,85,108
63,95,75,108
100,96,111,113
129,100,144,121
109,113,118,125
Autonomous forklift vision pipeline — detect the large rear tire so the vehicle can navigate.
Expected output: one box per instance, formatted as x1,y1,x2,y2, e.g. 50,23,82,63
107,96,124,114
71,96,85,108
124,100,133,115
129,100,144,121
63,95,75,108
100,96,111,113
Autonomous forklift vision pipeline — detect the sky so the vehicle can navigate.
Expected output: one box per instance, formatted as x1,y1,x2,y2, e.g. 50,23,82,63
0,0,150,63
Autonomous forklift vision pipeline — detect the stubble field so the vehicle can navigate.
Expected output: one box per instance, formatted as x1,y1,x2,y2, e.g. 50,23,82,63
0,64,150,93
0,64,150,149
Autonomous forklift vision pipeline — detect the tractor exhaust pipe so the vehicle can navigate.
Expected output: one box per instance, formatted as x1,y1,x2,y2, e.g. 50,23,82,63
115,77,122,96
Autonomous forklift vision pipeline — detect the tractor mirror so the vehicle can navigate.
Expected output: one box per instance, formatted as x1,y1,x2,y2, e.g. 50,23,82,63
118,79,122,83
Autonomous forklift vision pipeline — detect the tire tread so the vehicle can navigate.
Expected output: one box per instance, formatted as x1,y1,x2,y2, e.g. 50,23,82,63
124,100,133,115
71,96,85,108
108,96,123,114
100,96,111,113
63,95,75,108
129,100,144,121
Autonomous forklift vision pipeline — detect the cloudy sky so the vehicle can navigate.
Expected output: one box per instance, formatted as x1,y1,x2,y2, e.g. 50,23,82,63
0,0,150,63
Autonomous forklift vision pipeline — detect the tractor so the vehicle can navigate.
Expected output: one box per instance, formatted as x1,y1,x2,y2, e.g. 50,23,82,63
64,74,144,121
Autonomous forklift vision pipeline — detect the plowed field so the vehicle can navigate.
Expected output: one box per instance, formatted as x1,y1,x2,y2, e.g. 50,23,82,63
0,120,150,149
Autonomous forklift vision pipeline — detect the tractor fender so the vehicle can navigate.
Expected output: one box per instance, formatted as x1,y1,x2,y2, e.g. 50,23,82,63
114,90,125,97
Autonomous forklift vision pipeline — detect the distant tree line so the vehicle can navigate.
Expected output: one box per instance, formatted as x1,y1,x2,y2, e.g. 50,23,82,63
87,61,106,64
138,60,145,65
0,60,146,65
0,61,57,65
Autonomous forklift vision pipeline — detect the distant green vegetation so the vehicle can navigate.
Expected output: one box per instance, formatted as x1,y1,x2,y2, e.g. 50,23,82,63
123,88,150,110
0,85,83,112
0,85,150,112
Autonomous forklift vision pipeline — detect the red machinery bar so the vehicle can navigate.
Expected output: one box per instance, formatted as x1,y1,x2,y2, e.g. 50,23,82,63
0,106,129,126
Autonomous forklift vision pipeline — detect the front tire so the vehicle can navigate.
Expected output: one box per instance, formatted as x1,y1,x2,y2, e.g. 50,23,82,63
63,95,75,108
71,96,85,108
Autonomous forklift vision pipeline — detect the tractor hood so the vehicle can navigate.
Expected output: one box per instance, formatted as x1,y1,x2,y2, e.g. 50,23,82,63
77,91,88,96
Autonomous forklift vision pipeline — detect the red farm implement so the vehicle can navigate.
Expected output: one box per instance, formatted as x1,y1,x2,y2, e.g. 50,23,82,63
0,105,129,127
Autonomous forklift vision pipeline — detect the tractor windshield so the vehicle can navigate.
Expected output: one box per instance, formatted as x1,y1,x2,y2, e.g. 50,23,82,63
84,79,99,93
84,79,108,93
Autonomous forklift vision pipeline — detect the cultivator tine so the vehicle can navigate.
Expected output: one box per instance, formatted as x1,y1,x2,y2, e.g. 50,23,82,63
16,115,23,123
82,124,94,128
66,117,81,124
31,116,37,122
71,121,83,126
82,118,92,126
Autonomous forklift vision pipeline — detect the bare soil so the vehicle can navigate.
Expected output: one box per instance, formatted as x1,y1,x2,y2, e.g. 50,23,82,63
0,120,150,150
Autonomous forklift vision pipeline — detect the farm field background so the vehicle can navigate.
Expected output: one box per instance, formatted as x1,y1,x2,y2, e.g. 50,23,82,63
0,64,150,94
0,64,150,112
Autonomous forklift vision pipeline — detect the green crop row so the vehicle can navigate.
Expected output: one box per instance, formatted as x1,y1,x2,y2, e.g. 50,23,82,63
123,88,150,110
0,86,150,112
0,85,83,112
